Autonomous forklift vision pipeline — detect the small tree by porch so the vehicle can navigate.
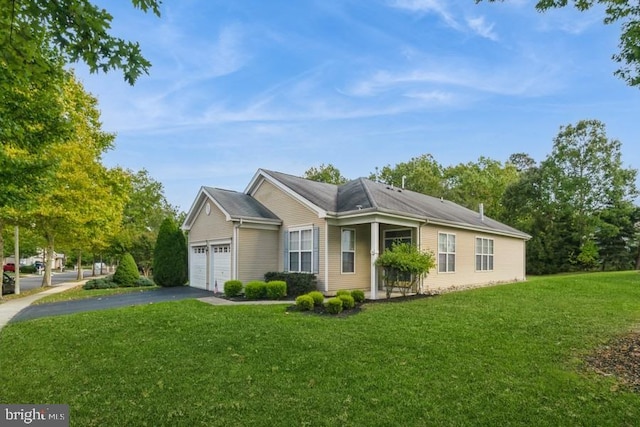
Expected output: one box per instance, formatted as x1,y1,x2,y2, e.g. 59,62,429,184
375,242,435,298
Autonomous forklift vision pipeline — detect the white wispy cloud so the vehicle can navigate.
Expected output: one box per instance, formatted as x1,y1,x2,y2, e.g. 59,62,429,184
466,16,499,41
389,0,462,30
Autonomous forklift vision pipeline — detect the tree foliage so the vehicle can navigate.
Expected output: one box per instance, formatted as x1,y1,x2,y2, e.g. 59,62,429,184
1,0,161,85
152,218,187,287
375,243,436,297
479,0,640,88
304,163,348,185
502,119,638,274
110,169,178,276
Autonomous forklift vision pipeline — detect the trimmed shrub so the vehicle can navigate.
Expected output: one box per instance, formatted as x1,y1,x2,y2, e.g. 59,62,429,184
264,272,317,297
113,253,140,286
153,217,188,287
339,294,355,309
336,290,351,297
351,289,365,303
245,281,267,300
134,277,155,287
266,281,287,300
325,297,343,314
308,291,325,306
224,280,243,297
83,277,118,290
295,294,314,311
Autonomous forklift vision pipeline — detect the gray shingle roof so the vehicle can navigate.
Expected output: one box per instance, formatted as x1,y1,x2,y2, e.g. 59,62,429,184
260,170,529,239
203,187,280,222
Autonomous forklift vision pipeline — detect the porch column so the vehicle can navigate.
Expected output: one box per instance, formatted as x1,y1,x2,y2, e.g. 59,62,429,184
370,221,380,300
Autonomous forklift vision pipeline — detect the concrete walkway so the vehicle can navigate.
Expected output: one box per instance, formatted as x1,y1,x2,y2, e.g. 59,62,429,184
0,281,293,330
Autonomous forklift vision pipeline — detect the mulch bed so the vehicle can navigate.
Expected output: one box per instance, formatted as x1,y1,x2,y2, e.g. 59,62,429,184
586,331,640,392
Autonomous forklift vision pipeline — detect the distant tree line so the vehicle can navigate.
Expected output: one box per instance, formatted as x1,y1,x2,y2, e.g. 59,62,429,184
305,119,639,275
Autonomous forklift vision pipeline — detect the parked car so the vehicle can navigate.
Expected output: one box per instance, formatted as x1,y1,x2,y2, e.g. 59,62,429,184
3,263,15,272
2,272,15,294
34,261,44,271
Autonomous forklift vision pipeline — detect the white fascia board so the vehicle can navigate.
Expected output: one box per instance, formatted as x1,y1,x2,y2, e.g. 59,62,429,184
327,211,423,228
245,169,327,219
182,187,234,231
425,218,531,240
182,187,208,230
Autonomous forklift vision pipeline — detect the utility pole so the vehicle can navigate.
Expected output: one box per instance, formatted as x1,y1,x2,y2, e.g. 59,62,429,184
14,226,20,294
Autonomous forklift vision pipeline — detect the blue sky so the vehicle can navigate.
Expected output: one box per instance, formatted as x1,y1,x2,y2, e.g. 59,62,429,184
76,0,640,213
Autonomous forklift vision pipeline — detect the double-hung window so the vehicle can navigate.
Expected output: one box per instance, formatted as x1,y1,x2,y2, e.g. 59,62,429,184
341,228,355,273
438,233,456,273
289,228,313,273
475,237,494,271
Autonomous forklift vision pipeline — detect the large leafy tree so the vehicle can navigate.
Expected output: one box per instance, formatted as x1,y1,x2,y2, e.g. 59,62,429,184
110,169,178,276
304,163,348,185
443,157,519,221
1,0,161,85
372,154,446,196
479,0,640,87
28,72,126,286
502,119,638,274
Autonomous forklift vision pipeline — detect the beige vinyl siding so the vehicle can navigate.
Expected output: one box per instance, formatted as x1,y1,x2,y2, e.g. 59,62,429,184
327,224,371,293
420,225,526,292
188,202,234,242
237,227,279,283
251,179,326,288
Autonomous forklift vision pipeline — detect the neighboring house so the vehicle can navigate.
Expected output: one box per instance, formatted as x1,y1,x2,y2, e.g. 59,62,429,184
182,169,530,299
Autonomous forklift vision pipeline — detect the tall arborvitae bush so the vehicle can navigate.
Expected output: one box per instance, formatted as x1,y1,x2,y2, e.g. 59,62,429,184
113,252,140,286
153,217,188,287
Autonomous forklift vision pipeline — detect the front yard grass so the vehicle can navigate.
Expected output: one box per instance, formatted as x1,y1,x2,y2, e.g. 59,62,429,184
1,271,640,426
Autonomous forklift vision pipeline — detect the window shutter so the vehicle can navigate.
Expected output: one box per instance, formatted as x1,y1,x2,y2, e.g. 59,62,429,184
283,230,289,272
313,226,319,274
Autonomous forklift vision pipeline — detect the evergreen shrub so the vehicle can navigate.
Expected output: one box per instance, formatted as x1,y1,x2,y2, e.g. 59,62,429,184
351,289,365,303
325,297,343,314
266,281,287,299
153,217,188,287
295,294,314,311
245,281,267,299
113,253,140,286
338,294,355,309
308,291,325,306
264,272,316,297
224,280,243,297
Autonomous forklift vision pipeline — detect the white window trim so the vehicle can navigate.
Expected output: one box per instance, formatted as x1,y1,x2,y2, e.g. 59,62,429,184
341,228,356,274
475,236,494,272
288,226,314,273
438,232,456,274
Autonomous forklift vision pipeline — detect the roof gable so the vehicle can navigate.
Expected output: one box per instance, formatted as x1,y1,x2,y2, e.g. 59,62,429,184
182,186,280,230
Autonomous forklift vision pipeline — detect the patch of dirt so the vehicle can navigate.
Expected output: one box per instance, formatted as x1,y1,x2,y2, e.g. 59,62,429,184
586,332,640,392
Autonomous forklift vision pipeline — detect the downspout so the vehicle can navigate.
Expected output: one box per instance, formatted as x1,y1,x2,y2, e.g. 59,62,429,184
324,222,329,293
233,218,243,281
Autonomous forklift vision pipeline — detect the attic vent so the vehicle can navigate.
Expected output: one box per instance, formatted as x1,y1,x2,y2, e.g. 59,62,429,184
356,204,363,210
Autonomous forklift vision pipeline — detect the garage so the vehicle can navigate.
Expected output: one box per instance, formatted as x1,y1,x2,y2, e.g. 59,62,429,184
189,246,207,289
210,244,231,293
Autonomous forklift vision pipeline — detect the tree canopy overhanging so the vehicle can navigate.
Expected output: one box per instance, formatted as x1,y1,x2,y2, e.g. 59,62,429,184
478,0,640,88
0,0,162,85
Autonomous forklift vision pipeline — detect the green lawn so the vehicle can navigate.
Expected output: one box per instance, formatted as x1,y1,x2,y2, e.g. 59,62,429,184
1,271,639,426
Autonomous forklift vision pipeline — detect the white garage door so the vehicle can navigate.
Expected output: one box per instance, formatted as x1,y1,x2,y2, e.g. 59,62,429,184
210,244,231,293
189,246,207,289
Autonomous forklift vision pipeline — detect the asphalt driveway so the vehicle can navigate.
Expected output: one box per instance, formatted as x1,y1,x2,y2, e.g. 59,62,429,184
10,286,216,323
